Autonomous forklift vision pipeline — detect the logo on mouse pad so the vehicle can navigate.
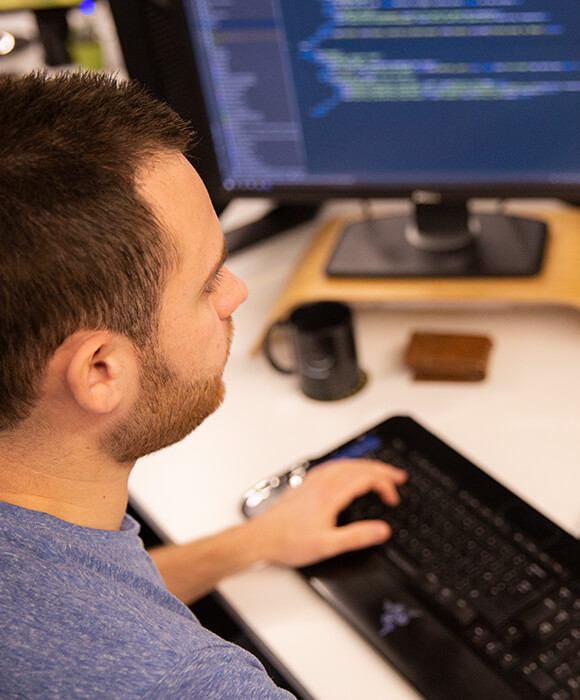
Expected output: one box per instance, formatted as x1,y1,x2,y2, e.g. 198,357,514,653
379,599,422,636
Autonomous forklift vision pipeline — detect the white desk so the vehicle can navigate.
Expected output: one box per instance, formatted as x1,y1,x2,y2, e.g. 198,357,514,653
129,201,580,700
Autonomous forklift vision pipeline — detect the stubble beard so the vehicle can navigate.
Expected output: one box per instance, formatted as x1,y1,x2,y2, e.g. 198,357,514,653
103,320,233,464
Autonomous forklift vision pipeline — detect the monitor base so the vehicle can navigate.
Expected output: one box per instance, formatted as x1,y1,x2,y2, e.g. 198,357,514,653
326,212,547,278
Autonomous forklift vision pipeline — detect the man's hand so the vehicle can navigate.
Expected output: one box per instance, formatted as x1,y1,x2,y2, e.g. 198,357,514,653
248,459,407,568
149,458,406,605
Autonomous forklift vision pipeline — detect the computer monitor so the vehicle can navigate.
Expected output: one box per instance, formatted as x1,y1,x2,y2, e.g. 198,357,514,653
109,0,580,276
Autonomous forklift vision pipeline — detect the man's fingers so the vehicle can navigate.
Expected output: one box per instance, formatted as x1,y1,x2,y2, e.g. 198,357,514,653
325,519,392,559
313,458,407,511
375,468,407,506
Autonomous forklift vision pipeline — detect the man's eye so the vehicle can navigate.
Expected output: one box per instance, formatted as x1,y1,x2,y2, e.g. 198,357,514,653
205,268,225,294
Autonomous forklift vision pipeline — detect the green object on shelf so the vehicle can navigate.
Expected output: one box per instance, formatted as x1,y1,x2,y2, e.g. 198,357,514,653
67,34,102,70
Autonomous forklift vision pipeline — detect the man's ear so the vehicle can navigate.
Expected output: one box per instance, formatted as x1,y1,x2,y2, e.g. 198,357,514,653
65,332,137,415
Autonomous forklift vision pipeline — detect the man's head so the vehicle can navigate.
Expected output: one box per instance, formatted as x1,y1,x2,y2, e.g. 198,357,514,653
0,71,246,460
104,152,247,462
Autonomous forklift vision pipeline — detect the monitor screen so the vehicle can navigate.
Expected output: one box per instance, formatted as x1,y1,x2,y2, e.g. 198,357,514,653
182,0,580,197
110,0,580,275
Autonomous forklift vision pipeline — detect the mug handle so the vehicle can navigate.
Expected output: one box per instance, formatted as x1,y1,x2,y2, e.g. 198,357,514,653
262,320,296,374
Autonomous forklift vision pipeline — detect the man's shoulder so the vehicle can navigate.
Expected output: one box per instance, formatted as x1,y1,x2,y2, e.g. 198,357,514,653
142,643,296,699
0,504,293,698
0,502,202,695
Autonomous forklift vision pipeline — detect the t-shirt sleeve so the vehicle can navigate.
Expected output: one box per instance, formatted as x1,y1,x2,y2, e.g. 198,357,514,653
141,642,296,699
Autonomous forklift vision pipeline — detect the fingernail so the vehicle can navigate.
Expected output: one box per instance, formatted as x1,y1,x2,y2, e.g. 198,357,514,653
375,522,391,540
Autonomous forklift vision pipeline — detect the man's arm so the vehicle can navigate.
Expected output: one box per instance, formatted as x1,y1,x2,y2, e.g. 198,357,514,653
148,459,406,605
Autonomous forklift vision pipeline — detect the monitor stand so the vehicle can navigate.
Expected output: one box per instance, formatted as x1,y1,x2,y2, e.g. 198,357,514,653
326,201,547,278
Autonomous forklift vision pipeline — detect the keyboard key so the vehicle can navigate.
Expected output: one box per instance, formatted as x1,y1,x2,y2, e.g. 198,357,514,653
554,662,572,682
551,690,572,700
499,650,520,670
565,675,580,697
523,599,558,631
467,590,511,628
468,624,494,648
539,650,561,671
521,662,557,695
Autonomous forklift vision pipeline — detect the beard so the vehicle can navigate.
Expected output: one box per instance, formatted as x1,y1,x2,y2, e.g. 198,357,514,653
102,321,232,464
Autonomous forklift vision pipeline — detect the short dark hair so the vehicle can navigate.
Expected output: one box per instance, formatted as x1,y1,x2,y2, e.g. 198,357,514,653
0,71,194,429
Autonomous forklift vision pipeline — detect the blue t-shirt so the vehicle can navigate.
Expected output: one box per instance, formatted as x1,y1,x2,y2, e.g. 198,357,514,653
0,501,295,699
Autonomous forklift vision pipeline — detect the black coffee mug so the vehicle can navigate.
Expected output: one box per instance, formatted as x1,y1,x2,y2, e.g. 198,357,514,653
263,301,367,401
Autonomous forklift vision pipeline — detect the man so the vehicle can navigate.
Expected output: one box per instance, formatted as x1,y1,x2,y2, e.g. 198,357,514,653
0,71,406,697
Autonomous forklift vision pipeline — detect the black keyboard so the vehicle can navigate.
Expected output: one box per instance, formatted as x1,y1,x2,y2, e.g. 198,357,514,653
296,416,579,700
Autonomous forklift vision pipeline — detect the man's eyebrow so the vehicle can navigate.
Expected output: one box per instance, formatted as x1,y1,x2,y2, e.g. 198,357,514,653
203,239,228,289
